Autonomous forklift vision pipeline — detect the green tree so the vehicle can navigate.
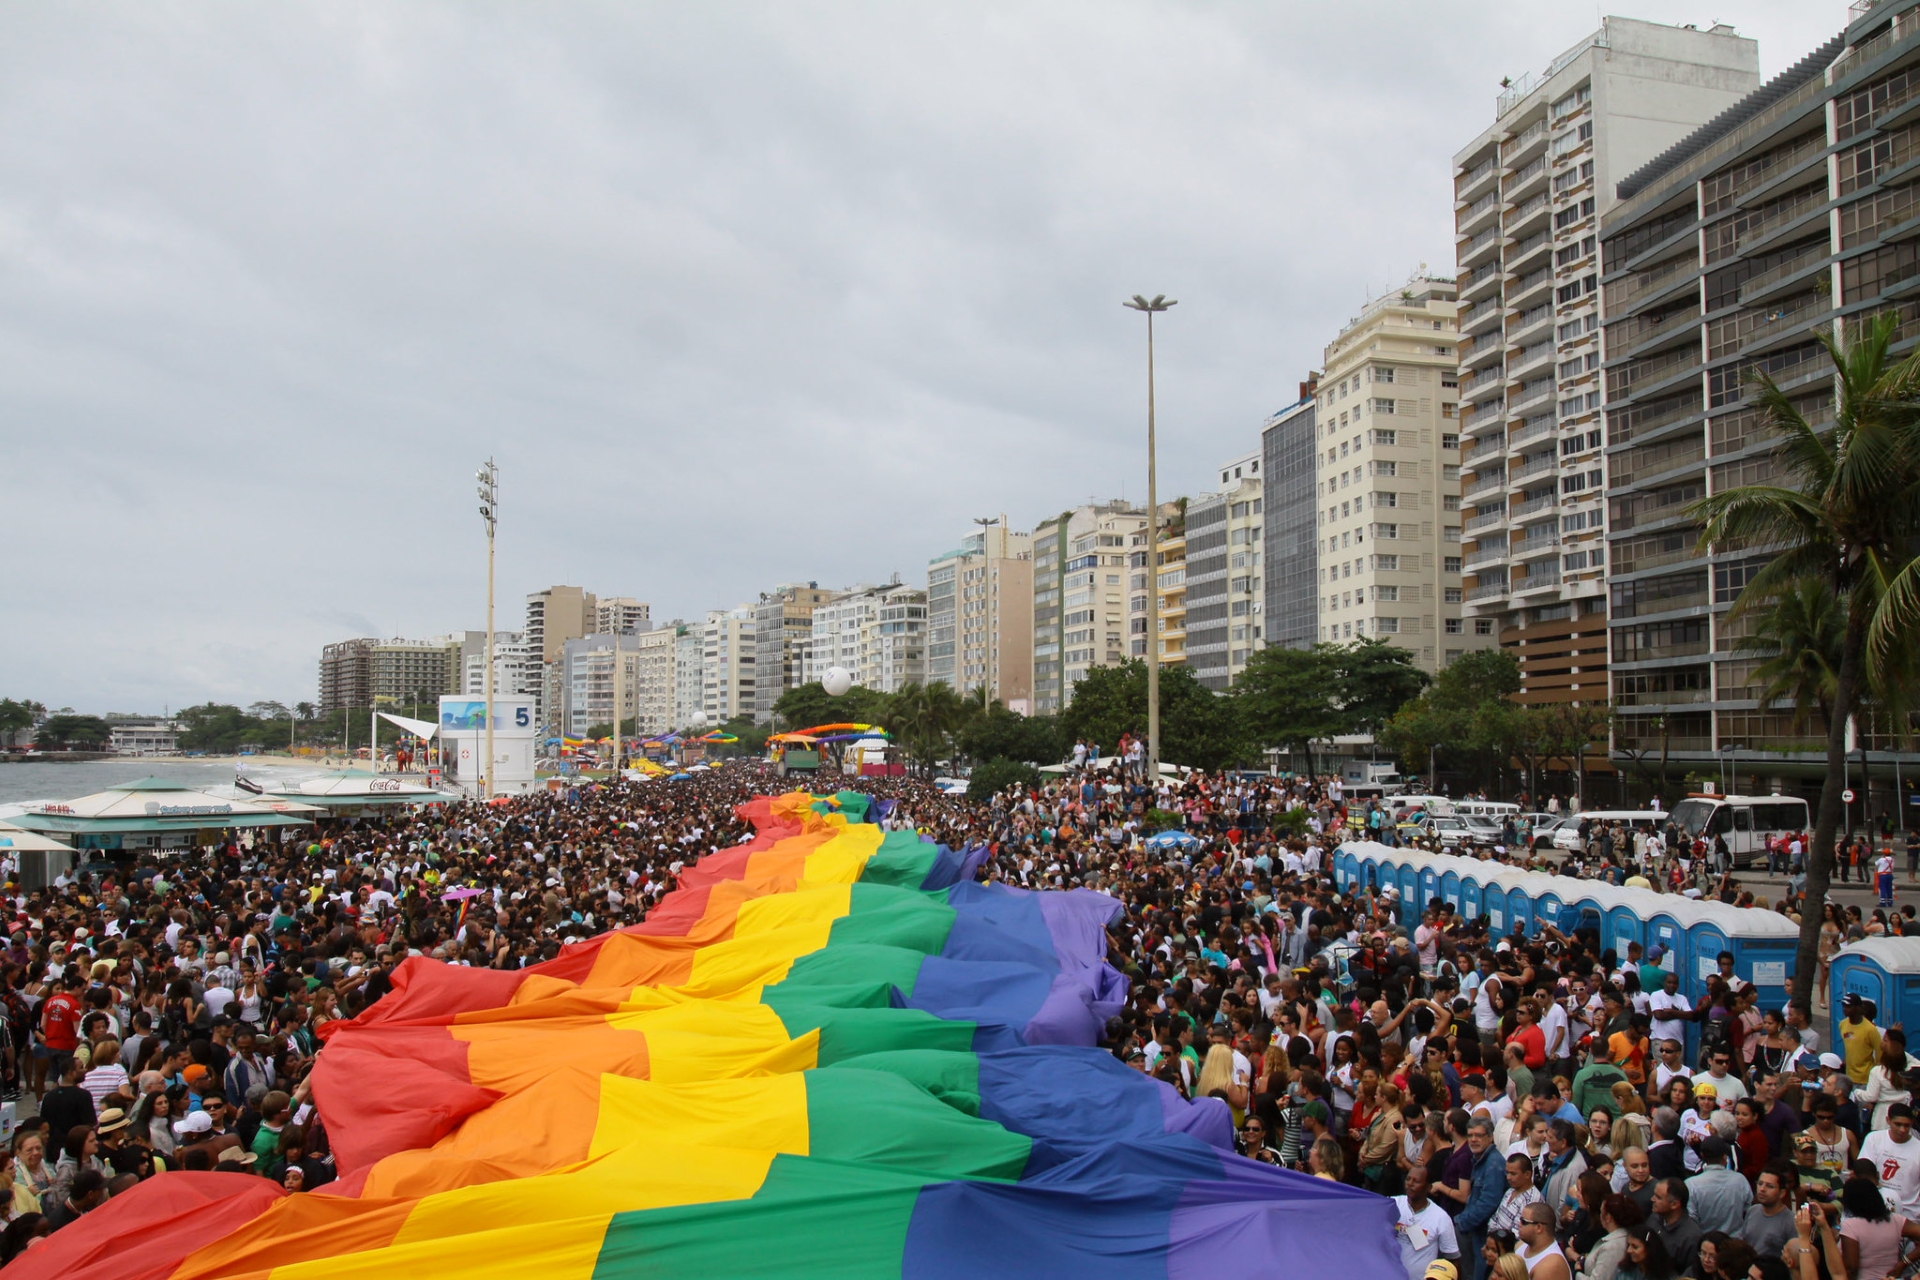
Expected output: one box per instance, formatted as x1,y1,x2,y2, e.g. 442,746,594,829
958,705,1064,766
1327,639,1430,735
771,682,893,732
1234,646,1343,777
967,757,1040,801
0,699,43,734
1693,313,1920,1007
1733,576,1845,732
884,682,964,774
1059,660,1247,771
1378,649,1523,789
36,714,114,748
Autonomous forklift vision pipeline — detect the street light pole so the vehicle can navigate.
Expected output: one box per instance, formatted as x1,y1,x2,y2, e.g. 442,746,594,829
1124,294,1175,783
477,459,499,800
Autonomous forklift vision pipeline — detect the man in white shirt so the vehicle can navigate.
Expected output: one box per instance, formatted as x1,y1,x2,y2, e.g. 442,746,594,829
1648,971,1694,1049
1541,985,1572,1070
1692,1047,1748,1108
1394,1165,1459,1280
1863,1104,1920,1218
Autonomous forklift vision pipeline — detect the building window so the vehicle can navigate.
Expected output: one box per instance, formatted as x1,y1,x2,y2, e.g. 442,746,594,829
1377,617,1400,633
1376,492,1398,508
1373,366,1395,383
1372,428,1398,446
1444,556,1462,573
1445,618,1463,634
1445,587,1463,603
1374,554,1399,571
1442,434,1459,450
1373,398,1397,414
1474,619,1494,635
1374,523,1398,539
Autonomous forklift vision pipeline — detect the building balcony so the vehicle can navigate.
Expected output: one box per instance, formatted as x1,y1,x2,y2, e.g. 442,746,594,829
1511,569,1562,595
1465,469,1508,497
1458,192,1502,238
1459,226,1502,269
1466,543,1508,567
1456,158,1501,205
1604,254,1696,317
1467,580,1511,602
1511,453,1557,482
1508,416,1553,448
1501,119,1550,167
1466,506,1508,532
1510,491,1559,520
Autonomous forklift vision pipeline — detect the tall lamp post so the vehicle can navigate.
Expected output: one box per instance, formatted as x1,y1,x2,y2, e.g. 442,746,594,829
477,459,499,800
972,515,998,696
1123,294,1175,782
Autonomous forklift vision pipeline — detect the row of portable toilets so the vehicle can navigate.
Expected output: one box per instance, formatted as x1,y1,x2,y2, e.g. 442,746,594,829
1335,841,1920,1053
1333,841,1813,1058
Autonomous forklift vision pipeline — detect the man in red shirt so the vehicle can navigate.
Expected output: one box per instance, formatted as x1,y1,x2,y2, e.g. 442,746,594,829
37,972,84,1094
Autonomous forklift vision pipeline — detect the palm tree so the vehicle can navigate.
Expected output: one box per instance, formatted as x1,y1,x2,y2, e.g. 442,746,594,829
1731,576,1844,733
1692,312,1920,1006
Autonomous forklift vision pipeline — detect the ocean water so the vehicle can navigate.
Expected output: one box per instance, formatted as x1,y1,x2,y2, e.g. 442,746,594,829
0,758,334,815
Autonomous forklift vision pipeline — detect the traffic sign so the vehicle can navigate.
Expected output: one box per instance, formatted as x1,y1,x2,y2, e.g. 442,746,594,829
1843,788,1856,804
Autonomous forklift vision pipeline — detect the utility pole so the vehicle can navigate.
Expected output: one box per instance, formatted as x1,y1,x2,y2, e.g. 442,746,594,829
972,515,997,695
1123,293,1175,783
477,459,499,800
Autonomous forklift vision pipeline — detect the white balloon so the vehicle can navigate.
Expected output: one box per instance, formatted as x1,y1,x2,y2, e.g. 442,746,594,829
822,667,853,697
686,711,708,730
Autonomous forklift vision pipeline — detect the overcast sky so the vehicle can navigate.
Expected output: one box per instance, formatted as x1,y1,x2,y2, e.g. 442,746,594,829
2,1,1842,713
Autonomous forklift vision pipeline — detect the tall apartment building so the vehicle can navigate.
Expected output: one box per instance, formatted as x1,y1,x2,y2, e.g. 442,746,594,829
1455,19,1761,705
1260,379,1321,651
369,637,462,706
634,623,684,736
561,634,642,736
1187,453,1265,689
1313,276,1476,673
1153,515,1189,669
673,629,704,728
926,521,1034,708
525,586,597,665
463,632,539,701
1598,6,1920,785
595,597,651,636
701,607,756,724
1032,502,1146,715
804,583,928,694
318,638,377,714
752,583,833,724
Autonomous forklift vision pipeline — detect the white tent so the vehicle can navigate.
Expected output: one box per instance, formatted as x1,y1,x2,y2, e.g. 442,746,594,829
377,712,438,739
0,824,73,853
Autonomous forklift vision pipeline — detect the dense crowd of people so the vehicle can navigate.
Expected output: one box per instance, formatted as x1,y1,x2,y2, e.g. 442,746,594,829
0,758,1909,1280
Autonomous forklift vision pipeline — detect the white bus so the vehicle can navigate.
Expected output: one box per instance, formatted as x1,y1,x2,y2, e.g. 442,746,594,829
1668,793,1812,868
1453,800,1522,821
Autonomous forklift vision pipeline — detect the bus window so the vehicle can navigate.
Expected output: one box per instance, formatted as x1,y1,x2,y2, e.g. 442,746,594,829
1710,807,1733,835
1734,808,1752,832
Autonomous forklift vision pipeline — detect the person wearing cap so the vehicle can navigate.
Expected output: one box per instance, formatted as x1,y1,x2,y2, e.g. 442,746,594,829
1787,1129,1839,1202
1840,993,1883,1086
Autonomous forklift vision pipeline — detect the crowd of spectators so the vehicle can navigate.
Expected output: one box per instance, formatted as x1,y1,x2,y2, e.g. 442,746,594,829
0,758,1909,1280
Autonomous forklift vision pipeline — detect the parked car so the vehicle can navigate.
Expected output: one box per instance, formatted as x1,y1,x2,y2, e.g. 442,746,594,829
1412,815,1476,849
1459,816,1506,848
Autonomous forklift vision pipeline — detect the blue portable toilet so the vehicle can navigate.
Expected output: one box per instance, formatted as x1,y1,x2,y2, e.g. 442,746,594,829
1605,898,1646,965
1828,938,1920,1049
1504,883,1533,937
1419,865,1441,914
1694,903,1798,1011
1440,868,1463,913
1566,892,1607,943
1463,875,1485,924
1532,890,1564,933
1334,847,1356,891
1398,862,1421,915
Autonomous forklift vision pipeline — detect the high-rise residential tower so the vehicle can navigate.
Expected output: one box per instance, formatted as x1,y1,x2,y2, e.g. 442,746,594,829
1031,502,1147,715
1598,6,1920,792
927,521,1034,707
1454,18,1761,704
1186,452,1264,689
1260,379,1321,652
1313,276,1478,672
752,584,833,725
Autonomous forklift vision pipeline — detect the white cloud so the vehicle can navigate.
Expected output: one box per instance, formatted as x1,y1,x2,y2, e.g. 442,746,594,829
0,0,1844,708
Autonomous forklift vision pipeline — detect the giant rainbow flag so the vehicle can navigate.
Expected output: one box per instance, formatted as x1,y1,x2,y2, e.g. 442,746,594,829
19,792,1400,1280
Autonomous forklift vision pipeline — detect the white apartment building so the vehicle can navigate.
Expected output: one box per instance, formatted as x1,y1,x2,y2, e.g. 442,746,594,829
1033,502,1147,715
701,607,755,724
1314,276,1479,673
562,634,642,737
463,632,539,699
1453,18,1759,705
595,597,651,636
805,583,928,694
673,630,704,729
1186,456,1264,690
109,721,181,755
633,623,683,736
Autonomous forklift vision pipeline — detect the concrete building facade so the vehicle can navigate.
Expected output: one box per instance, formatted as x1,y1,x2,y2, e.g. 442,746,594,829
318,638,377,715
634,623,684,736
701,607,756,725
752,584,833,725
1597,5,1920,789
1187,456,1265,689
1260,381,1321,652
561,634,643,737
927,520,1034,708
525,586,597,666
673,630,704,729
1032,502,1146,715
804,583,927,695
1314,277,1480,672
595,598,651,636
1454,19,1762,705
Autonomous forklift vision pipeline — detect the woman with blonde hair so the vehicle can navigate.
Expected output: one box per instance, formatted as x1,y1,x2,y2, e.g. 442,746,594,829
1195,1045,1245,1126
1308,1136,1344,1181
1490,1255,1529,1280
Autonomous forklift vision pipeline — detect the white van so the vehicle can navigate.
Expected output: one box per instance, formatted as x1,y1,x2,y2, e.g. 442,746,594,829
1550,810,1669,853
1668,793,1812,868
1390,794,1456,820
1453,800,1522,821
